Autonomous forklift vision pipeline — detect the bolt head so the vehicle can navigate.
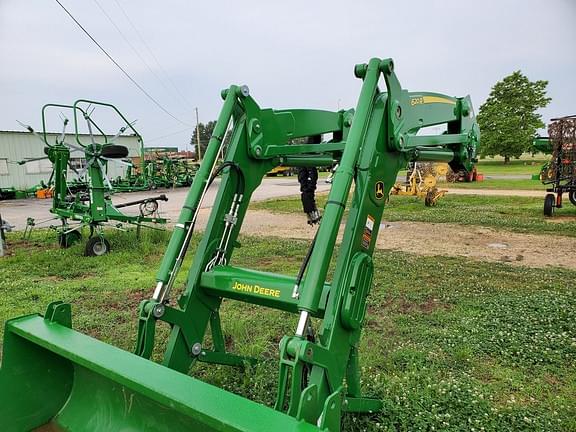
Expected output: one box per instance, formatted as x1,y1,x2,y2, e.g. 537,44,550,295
152,303,165,318
191,342,202,356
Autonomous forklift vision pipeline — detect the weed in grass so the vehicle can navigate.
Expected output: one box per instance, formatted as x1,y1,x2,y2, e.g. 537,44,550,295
444,290,576,370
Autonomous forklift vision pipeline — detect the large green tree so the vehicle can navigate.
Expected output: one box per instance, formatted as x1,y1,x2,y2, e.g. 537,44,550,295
477,71,551,163
190,121,233,160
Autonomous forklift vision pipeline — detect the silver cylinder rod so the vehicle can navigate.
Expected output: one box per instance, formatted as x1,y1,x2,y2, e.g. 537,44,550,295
295,311,310,337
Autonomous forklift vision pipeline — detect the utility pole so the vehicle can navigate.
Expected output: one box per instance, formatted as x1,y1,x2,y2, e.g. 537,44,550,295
0,213,5,257
195,107,202,161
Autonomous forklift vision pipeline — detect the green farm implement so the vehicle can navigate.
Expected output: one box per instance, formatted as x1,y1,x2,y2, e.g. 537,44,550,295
145,153,197,189
19,99,168,255
0,58,479,431
111,148,197,191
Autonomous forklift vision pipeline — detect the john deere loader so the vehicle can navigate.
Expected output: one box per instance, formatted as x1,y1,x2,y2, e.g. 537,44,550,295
0,57,479,431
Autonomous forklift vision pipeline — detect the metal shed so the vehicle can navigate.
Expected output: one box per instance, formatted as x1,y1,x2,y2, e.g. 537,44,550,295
0,130,141,189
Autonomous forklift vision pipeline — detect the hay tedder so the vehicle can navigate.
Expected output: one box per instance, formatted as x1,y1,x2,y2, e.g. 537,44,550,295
390,162,449,206
0,58,479,431
18,100,168,255
537,116,576,216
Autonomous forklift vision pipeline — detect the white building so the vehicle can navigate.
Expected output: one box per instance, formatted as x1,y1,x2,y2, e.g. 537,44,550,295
0,130,141,190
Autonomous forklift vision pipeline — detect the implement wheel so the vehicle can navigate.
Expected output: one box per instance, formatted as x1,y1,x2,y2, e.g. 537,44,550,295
544,193,555,217
569,191,576,206
84,237,111,256
58,230,81,248
425,189,436,207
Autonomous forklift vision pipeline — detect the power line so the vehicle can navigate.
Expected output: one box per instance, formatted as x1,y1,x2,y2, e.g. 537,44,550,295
111,0,195,112
53,0,191,127
147,126,195,143
92,0,193,115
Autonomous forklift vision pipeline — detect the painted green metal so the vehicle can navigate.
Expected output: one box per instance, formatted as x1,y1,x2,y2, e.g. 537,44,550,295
114,146,197,191
26,100,167,252
0,58,479,431
200,265,331,315
0,305,319,432
533,136,552,154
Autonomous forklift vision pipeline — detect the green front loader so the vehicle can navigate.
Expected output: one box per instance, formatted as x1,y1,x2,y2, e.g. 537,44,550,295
0,57,479,431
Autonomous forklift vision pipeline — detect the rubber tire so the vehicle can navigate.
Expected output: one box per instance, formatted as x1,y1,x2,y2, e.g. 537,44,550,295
544,193,555,217
84,237,111,256
58,230,82,248
101,144,129,159
569,190,576,206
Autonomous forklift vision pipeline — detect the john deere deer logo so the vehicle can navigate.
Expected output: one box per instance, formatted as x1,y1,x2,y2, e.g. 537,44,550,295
375,181,385,199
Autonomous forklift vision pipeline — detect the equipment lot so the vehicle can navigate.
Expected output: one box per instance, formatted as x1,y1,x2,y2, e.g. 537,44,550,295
0,177,331,230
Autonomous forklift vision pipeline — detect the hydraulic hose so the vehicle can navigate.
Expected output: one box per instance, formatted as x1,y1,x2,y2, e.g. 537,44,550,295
291,229,319,299
155,162,244,301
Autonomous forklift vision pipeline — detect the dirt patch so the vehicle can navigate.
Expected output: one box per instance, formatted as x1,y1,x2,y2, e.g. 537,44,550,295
231,210,576,270
376,221,576,269
546,216,576,223
107,290,148,311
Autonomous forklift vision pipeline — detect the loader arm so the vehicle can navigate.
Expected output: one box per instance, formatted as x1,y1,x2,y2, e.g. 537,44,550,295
0,58,479,432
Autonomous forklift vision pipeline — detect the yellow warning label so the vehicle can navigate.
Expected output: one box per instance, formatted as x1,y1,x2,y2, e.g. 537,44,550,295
232,281,281,298
361,214,375,249
410,95,456,106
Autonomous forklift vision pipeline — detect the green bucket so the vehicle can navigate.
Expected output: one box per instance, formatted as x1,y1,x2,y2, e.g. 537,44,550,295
0,306,319,432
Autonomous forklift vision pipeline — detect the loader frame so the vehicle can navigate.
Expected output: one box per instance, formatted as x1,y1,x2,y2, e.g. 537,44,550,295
0,57,479,431
135,58,479,428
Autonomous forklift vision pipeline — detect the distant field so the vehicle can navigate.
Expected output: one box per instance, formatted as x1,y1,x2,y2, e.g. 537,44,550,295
476,158,547,176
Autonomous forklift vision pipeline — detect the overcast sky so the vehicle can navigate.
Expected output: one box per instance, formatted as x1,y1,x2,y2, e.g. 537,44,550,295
1,0,574,149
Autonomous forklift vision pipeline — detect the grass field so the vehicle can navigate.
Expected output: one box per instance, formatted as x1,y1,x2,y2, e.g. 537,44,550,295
475,158,547,176
252,194,576,237
1,230,575,431
442,178,546,190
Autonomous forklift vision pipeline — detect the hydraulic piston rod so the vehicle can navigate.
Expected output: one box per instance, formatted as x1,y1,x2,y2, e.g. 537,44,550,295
153,85,246,302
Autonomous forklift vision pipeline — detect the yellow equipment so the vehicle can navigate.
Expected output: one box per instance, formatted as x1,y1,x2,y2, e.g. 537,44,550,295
266,165,294,176
390,162,448,206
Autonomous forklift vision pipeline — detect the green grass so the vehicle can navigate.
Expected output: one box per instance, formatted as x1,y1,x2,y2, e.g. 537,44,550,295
252,194,576,237
442,179,545,190
1,230,575,431
475,158,547,176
